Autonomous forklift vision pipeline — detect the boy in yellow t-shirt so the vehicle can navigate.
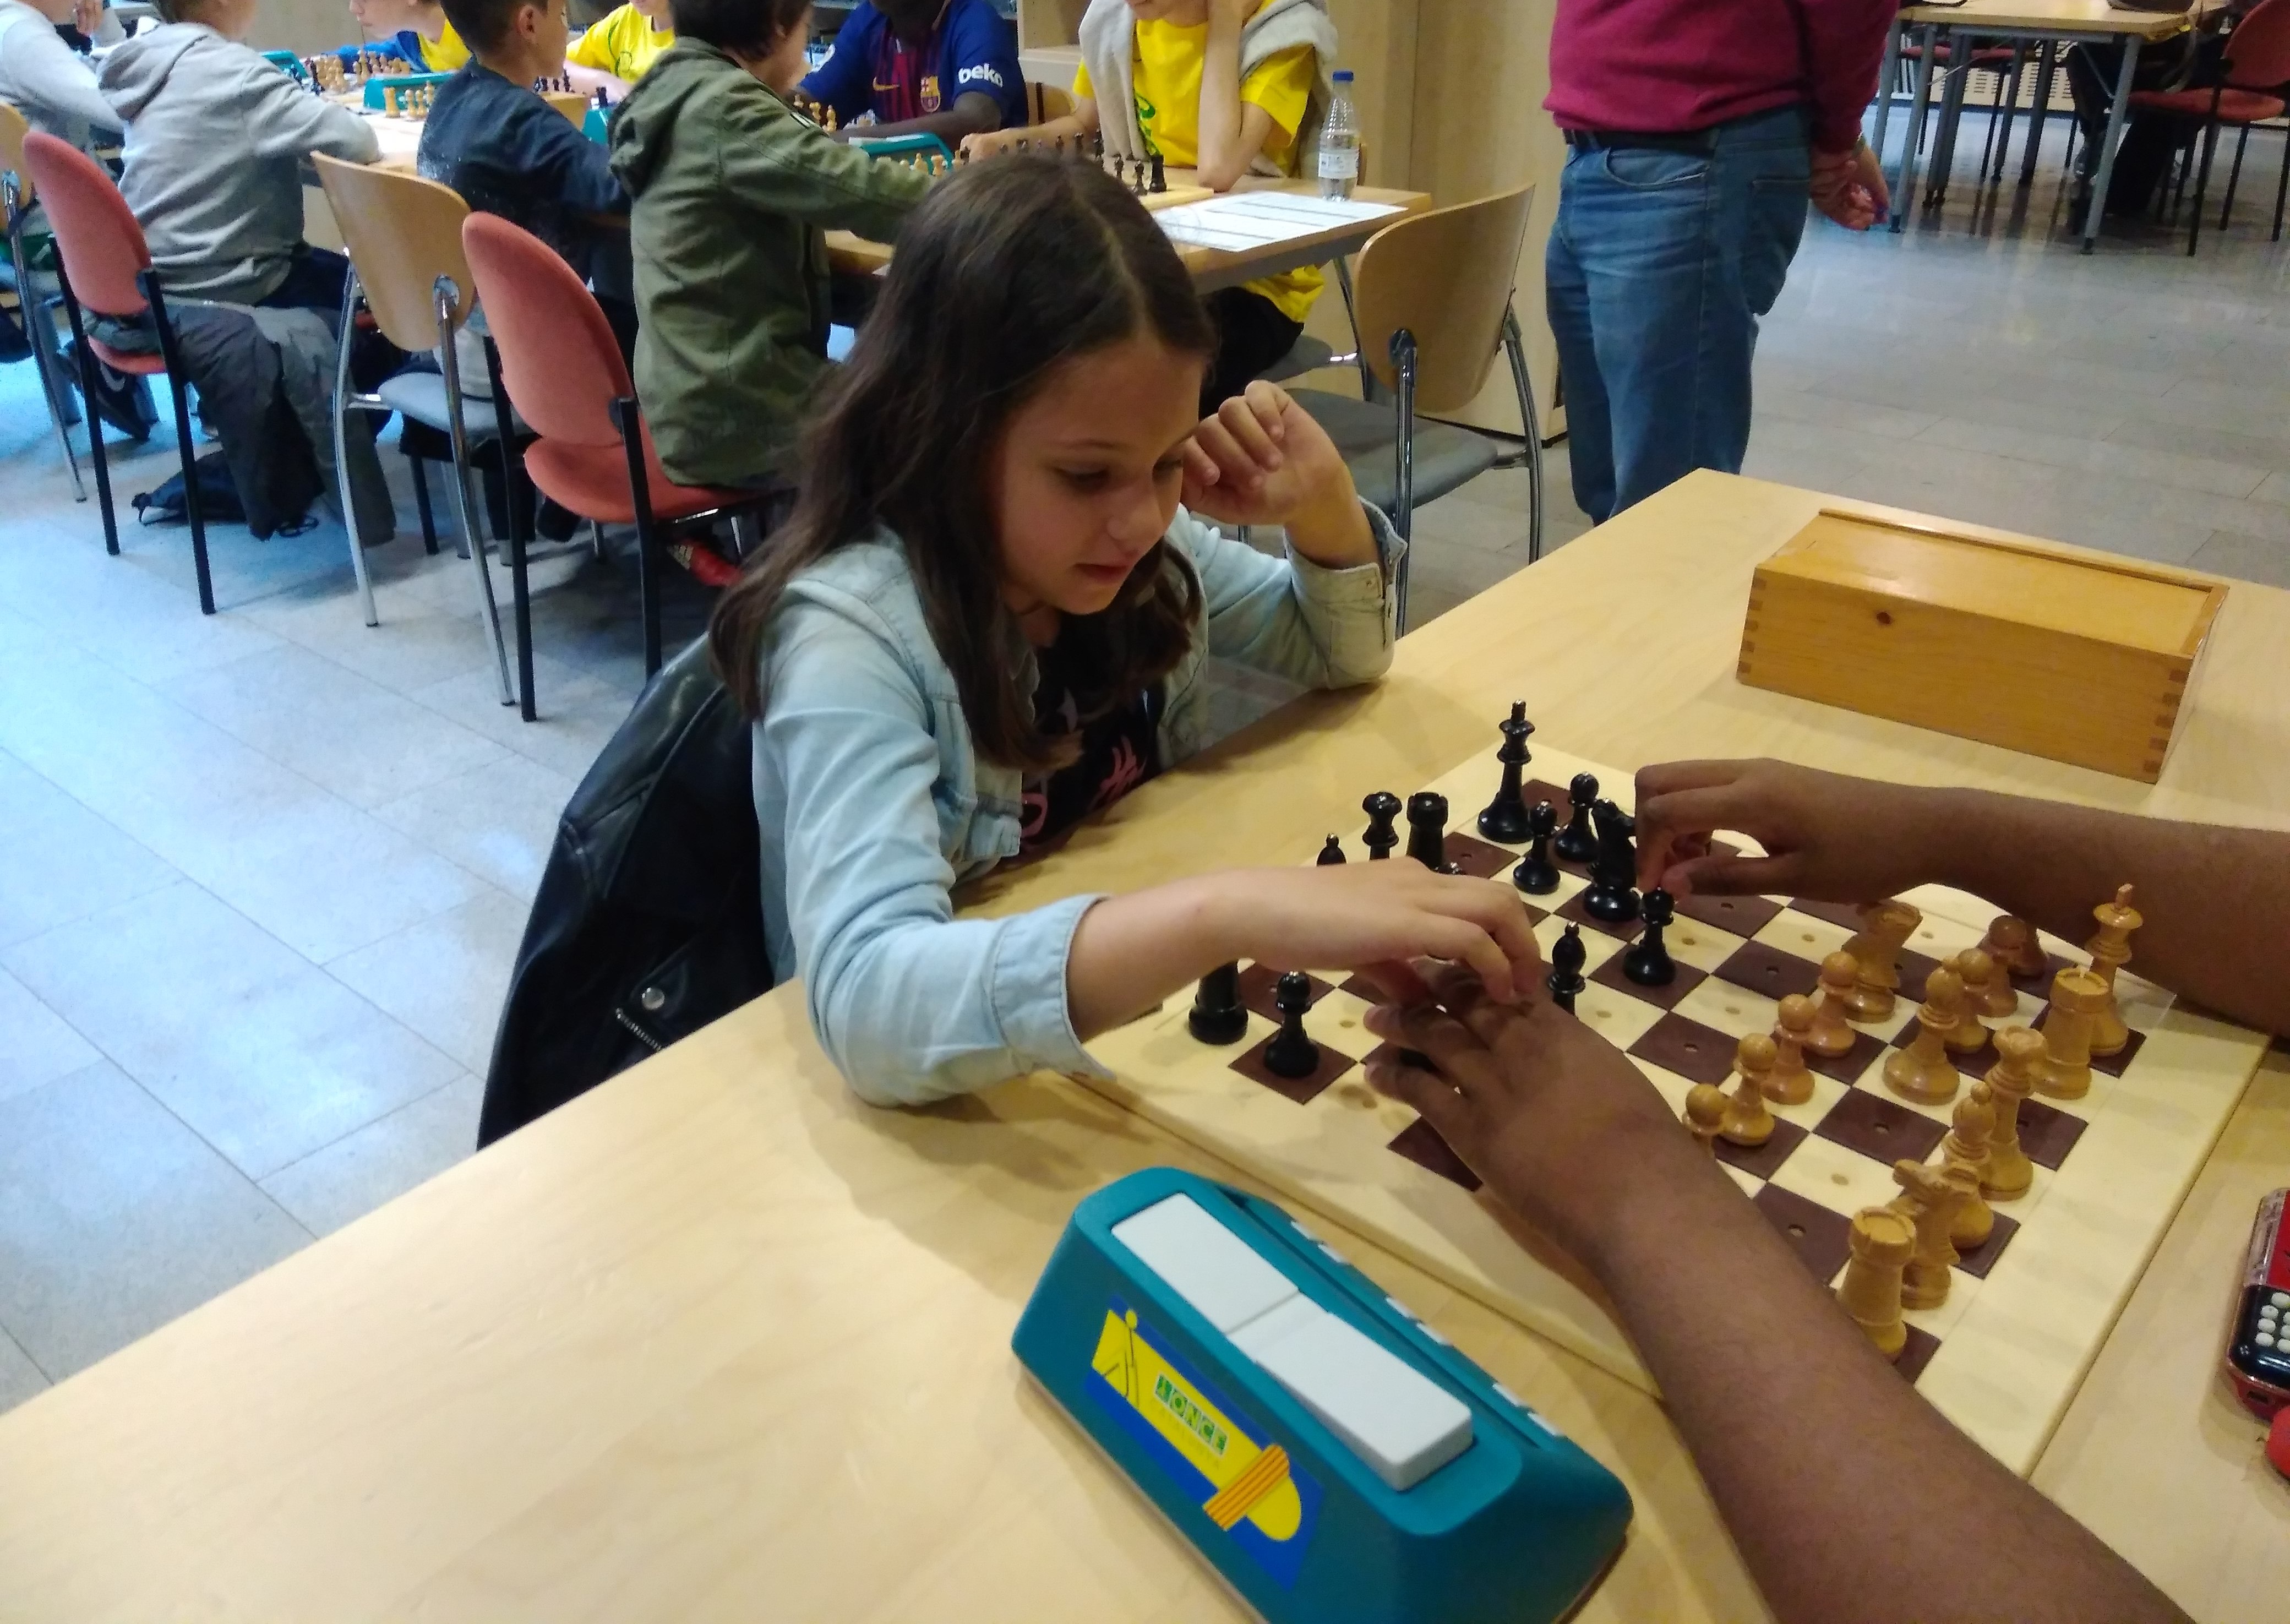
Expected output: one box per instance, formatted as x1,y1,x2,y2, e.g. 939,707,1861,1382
564,0,670,95
965,0,1337,409
341,0,470,72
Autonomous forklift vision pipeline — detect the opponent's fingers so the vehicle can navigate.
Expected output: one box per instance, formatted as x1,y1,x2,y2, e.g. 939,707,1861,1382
1348,957,1436,1008
1634,759,1757,800
1636,829,1710,894
1664,849,1795,901
1362,1000,1499,1101
1362,1049,1474,1145
1634,781,1770,860
1214,391,1285,470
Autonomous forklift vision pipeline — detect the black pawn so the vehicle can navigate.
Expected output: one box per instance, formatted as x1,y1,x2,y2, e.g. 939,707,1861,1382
1553,772,1599,864
1581,799,1641,924
1262,971,1320,1078
1316,834,1346,866
1546,924,1588,1013
1476,701,1535,843
1188,962,1248,1044
1361,791,1401,860
1623,888,1676,987
1133,158,1148,195
1404,792,1451,871
1512,800,1560,895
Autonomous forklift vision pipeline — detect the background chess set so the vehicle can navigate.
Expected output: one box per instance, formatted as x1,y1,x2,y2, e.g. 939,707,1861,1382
1083,741,2275,1476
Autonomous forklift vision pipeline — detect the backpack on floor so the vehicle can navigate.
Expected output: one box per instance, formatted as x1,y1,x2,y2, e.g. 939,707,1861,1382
132,448,246,527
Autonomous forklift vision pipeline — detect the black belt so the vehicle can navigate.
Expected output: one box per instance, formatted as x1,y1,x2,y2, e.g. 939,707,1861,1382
1563,127,1720,156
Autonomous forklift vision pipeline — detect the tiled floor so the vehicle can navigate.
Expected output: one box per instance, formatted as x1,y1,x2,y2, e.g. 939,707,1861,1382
2,106,2288,1415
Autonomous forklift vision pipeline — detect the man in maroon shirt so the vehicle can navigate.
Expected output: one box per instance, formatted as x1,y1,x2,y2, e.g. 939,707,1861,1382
1543,0,1895,523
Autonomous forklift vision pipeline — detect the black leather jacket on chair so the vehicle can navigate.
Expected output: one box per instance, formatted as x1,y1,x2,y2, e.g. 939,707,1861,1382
477,637,773,1148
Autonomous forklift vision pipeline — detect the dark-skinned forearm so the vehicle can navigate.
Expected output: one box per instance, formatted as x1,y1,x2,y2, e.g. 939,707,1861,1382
1928,789,2290,1034
1590,1157,2191,1624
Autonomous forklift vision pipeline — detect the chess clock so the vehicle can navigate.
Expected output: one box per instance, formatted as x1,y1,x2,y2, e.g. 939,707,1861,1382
1013,1168,1632,1624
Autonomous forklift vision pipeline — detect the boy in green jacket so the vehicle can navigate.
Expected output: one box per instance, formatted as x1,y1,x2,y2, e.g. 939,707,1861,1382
609,0,931,489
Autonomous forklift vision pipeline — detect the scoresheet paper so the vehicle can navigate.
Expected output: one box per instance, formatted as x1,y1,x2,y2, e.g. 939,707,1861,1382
1154,193,1406,253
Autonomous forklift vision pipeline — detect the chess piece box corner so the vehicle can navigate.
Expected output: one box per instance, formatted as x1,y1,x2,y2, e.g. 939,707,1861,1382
1736,512,2225,784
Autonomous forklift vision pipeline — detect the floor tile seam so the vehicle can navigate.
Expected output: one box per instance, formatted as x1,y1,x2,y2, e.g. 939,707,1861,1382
250,1067,478,1196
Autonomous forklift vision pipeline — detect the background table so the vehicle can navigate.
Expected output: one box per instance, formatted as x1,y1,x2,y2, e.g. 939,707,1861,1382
1883,0,2208,250
1,472,2284,1622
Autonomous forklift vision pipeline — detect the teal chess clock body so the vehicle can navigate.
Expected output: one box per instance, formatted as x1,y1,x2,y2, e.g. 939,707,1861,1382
1013,1168,1633,1623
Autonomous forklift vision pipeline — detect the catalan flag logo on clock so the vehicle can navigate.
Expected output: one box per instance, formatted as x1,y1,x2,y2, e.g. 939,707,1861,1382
1084,1300,1322,1587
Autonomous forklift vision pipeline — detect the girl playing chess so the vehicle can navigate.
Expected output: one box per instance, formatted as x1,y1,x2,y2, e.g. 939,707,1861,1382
707,155,1537,1108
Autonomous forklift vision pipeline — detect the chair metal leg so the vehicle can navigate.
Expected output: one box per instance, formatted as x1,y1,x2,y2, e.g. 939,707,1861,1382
1501,304,1545,566
58,277,118,555
144,275,214,615
1335,257,1377,402
2188,108,2223,254
408,454,440,555
485,335,536,721
332,270,380,627
9,205,85,502
1389,329,1416,637
2272,126,2289,239
439,290,515,708
612,396,664,679
2221,124,2251,229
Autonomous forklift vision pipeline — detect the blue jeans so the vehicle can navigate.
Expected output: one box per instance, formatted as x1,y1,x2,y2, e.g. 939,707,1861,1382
1545,105,1813,524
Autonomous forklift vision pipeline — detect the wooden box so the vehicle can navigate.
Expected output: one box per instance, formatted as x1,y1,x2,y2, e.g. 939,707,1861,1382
1737,513,2226,782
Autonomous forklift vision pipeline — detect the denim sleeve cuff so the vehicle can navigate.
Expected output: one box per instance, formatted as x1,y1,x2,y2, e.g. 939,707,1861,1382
1286,502,1402,679
989,891,1115,1083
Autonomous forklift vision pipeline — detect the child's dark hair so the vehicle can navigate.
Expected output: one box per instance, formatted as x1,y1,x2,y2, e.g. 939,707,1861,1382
708,157,1217,774
669,0,808,56
438,0,532,55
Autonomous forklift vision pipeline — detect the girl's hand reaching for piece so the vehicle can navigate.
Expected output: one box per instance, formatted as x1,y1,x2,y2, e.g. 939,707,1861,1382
1206,861,1543,1006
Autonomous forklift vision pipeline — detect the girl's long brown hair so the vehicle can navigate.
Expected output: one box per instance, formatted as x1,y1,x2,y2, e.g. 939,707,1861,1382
707,155,1216,775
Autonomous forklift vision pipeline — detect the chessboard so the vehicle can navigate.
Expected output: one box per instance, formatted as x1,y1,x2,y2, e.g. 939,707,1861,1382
1080,734,2275,1476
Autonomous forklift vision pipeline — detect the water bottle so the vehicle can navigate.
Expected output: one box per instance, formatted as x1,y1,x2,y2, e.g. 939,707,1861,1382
1319,69,1359,199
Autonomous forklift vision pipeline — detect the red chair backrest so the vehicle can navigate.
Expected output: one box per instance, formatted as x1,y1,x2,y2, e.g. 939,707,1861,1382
20,130,151,318
2227,0,2290,90
460,211,630,449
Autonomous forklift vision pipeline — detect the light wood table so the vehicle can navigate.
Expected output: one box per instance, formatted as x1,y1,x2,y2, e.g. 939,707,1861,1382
1,471,2286,1623
1880,0,2211,250
826,172,1430,288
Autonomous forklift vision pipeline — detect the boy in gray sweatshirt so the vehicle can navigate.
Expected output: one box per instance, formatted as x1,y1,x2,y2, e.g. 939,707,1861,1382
99,0,378,307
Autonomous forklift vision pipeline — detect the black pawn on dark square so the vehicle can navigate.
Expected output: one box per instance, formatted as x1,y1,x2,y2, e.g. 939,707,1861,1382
1553,772,1599,864
1188,962,1248,1045
1513,800,1561,895
1546,923,1588,1013
1624,887,1677,986
1262,971,1321,1080
1361,791,1401,860
1316,834,1346,866
1476,701,1535,843
1405,792,1453,871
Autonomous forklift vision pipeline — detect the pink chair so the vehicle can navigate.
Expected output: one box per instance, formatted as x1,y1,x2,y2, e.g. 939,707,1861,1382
2128,0,2290,253
459,212,760,711
21,130,216,613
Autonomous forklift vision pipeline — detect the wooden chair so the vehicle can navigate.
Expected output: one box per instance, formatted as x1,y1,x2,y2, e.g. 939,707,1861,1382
0,102,86,503
21,129,216,612
543,90,588,127
313,154,517,706
1288,183,1544,631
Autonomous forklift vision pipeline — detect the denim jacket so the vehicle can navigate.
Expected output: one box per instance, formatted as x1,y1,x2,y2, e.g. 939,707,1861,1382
754,504,1402,1107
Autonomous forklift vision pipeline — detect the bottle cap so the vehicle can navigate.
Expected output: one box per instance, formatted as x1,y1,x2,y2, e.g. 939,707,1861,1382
1333,69,1354,82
